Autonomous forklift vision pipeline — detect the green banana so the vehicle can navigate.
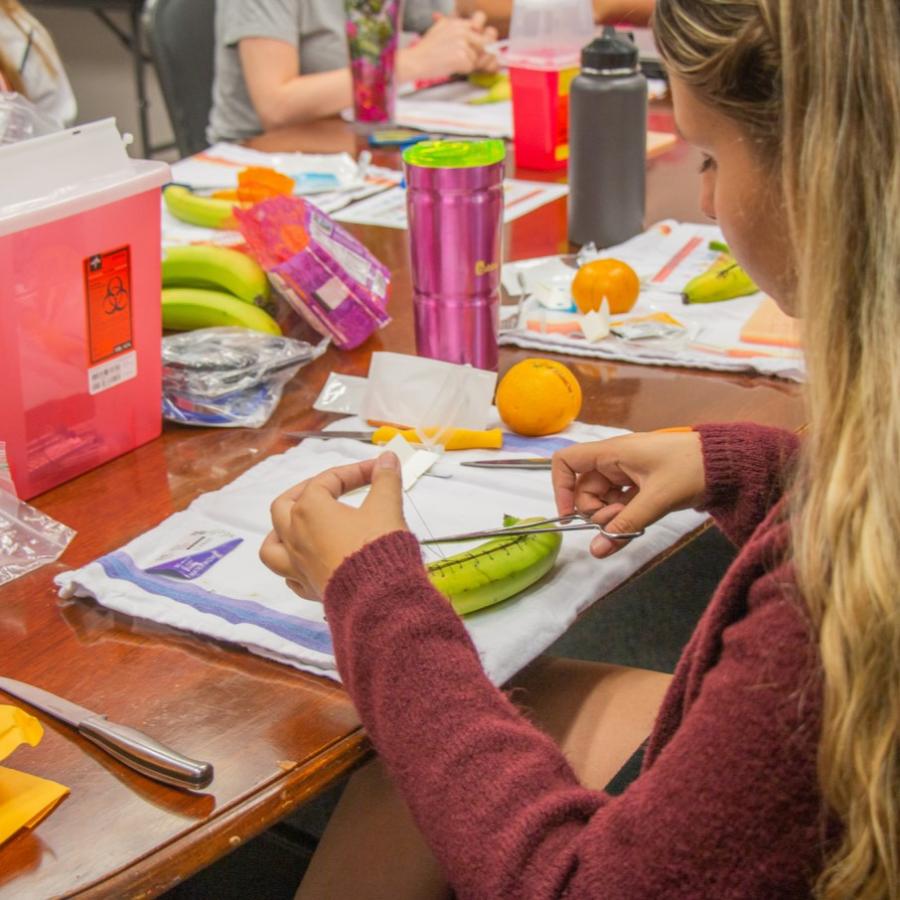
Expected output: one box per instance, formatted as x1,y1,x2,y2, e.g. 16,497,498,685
163,185,239,230
468,71,503,89
162,245,270,305
468,74,511,105
161,287,282,335
426,515,562,616
682,247,758,304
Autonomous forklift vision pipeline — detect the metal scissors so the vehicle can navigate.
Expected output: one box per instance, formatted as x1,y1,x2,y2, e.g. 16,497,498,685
420,512,644,545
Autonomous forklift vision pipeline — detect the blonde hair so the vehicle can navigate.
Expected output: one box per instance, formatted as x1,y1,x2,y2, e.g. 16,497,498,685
654,1,900,898
0,0,58,92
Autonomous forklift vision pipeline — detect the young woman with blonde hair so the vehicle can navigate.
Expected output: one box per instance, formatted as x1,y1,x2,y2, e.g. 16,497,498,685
261,0,900,896
0,0,75,128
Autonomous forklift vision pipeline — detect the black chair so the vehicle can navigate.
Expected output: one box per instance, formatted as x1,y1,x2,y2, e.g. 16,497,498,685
144,0,216,157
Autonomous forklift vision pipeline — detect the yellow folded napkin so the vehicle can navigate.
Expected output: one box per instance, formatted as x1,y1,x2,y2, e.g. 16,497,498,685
0,705,69,844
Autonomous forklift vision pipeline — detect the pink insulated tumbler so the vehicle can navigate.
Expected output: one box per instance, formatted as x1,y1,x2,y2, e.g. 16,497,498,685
402,140,506,371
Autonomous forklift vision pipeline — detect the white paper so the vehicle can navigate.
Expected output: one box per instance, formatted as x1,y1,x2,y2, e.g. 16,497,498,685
498,222,806,380
334,179,568,230
581,304,611,342
342,433,439,503
161,165,402,248
394,77,668,140
362,352,497,430
170,142,361,193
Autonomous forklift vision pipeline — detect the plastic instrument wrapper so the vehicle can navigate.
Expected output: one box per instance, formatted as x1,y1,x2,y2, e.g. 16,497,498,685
235,196,390,350
161,327,326,428
0,91,59,146
0,446,75,586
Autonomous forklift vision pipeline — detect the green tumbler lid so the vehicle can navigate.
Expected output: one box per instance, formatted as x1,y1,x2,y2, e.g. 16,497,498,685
402,139,506,168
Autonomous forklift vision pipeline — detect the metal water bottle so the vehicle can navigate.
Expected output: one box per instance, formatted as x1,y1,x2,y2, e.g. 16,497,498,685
568,27,647,247
402,140,506,371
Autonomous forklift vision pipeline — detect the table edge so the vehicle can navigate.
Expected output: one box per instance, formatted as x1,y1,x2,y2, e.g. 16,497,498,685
71,730,371,899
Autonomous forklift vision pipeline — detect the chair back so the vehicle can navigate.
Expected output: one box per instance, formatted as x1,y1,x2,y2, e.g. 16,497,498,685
145,0,216,157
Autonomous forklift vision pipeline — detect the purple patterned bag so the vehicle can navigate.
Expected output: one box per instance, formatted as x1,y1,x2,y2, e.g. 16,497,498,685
235,196,391,349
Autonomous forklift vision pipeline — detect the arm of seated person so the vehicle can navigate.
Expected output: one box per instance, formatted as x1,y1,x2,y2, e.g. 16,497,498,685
240,16,496,130
239,37,353,129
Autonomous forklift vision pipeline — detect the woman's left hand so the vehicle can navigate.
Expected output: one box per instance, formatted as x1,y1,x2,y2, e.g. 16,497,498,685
260,452,408,601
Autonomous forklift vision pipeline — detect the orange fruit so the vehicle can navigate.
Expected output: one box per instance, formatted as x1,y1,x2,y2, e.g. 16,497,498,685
571,258,640,315
496,358,582,436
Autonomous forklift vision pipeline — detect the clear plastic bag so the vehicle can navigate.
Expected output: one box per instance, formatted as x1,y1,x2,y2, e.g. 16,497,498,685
0,91,59,145
0,445,75,585
161,327,326,428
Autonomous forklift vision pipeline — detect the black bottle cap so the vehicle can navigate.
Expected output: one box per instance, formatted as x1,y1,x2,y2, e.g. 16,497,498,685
581,26,639,73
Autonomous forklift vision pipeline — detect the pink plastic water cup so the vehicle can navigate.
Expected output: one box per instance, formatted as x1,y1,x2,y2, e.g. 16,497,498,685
402,140,506,372
345,0,401,124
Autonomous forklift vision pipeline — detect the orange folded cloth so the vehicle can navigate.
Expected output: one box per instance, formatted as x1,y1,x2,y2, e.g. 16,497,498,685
739,297,802,349
0,705,68,845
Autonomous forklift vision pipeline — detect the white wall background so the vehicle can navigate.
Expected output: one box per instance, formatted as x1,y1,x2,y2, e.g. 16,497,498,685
31,4,177,158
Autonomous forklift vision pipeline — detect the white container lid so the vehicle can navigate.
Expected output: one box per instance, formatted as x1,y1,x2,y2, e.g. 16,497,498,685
502,0,595,70
0,118,170,237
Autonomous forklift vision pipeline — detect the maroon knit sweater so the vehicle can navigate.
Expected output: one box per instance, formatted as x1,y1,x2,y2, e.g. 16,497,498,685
324,423,825,898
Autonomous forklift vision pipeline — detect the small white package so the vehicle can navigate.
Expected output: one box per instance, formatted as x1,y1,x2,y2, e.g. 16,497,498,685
360,352,497,430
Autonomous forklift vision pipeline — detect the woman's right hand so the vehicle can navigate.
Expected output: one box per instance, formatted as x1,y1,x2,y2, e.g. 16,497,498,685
401,12,498,82
552,430,707,558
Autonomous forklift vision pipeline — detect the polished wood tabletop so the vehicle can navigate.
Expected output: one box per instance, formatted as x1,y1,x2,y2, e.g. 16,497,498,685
0,115,805,898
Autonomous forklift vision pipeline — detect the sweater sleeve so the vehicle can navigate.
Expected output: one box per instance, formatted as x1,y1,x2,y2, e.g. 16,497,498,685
324,531,822,899
695,422,801,546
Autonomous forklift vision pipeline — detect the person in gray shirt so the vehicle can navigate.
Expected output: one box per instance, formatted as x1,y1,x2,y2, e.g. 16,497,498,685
209,0,498,143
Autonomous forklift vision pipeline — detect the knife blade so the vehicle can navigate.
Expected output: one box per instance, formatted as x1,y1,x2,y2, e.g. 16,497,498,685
0,677,214,791
459,458,552,469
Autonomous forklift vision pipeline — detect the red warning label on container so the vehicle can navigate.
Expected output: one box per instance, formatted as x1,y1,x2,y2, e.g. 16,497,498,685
84,246,134,364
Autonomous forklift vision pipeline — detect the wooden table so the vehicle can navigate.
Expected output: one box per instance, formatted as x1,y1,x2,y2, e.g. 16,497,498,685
0,117,805,898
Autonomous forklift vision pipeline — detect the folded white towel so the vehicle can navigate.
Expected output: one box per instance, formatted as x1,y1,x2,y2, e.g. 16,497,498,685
55,419,708,686
499,222,806,382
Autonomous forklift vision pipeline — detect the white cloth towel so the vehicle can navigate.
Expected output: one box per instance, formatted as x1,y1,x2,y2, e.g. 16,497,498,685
55,419,708,686
500,222,806,382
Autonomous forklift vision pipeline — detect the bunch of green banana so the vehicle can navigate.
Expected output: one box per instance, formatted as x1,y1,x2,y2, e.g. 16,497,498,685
163,184,239,230
426,515,562,616
162,245,270,304
682,240,759,304
162,288,282,335
161,245,280,334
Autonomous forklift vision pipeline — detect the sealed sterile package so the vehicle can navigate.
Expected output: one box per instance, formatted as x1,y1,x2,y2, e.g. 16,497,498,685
235,196,390,350
313,371,368,415
161,327,326,428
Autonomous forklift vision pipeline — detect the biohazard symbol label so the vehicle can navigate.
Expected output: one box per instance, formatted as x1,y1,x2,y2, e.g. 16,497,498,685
84,245,134,364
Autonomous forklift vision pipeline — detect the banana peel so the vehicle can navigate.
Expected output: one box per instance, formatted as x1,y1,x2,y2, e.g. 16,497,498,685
161,287,281,335
682,241,758,304
162,245,270,305
163,184,243,230
467,73,511,105
426,515,562,616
